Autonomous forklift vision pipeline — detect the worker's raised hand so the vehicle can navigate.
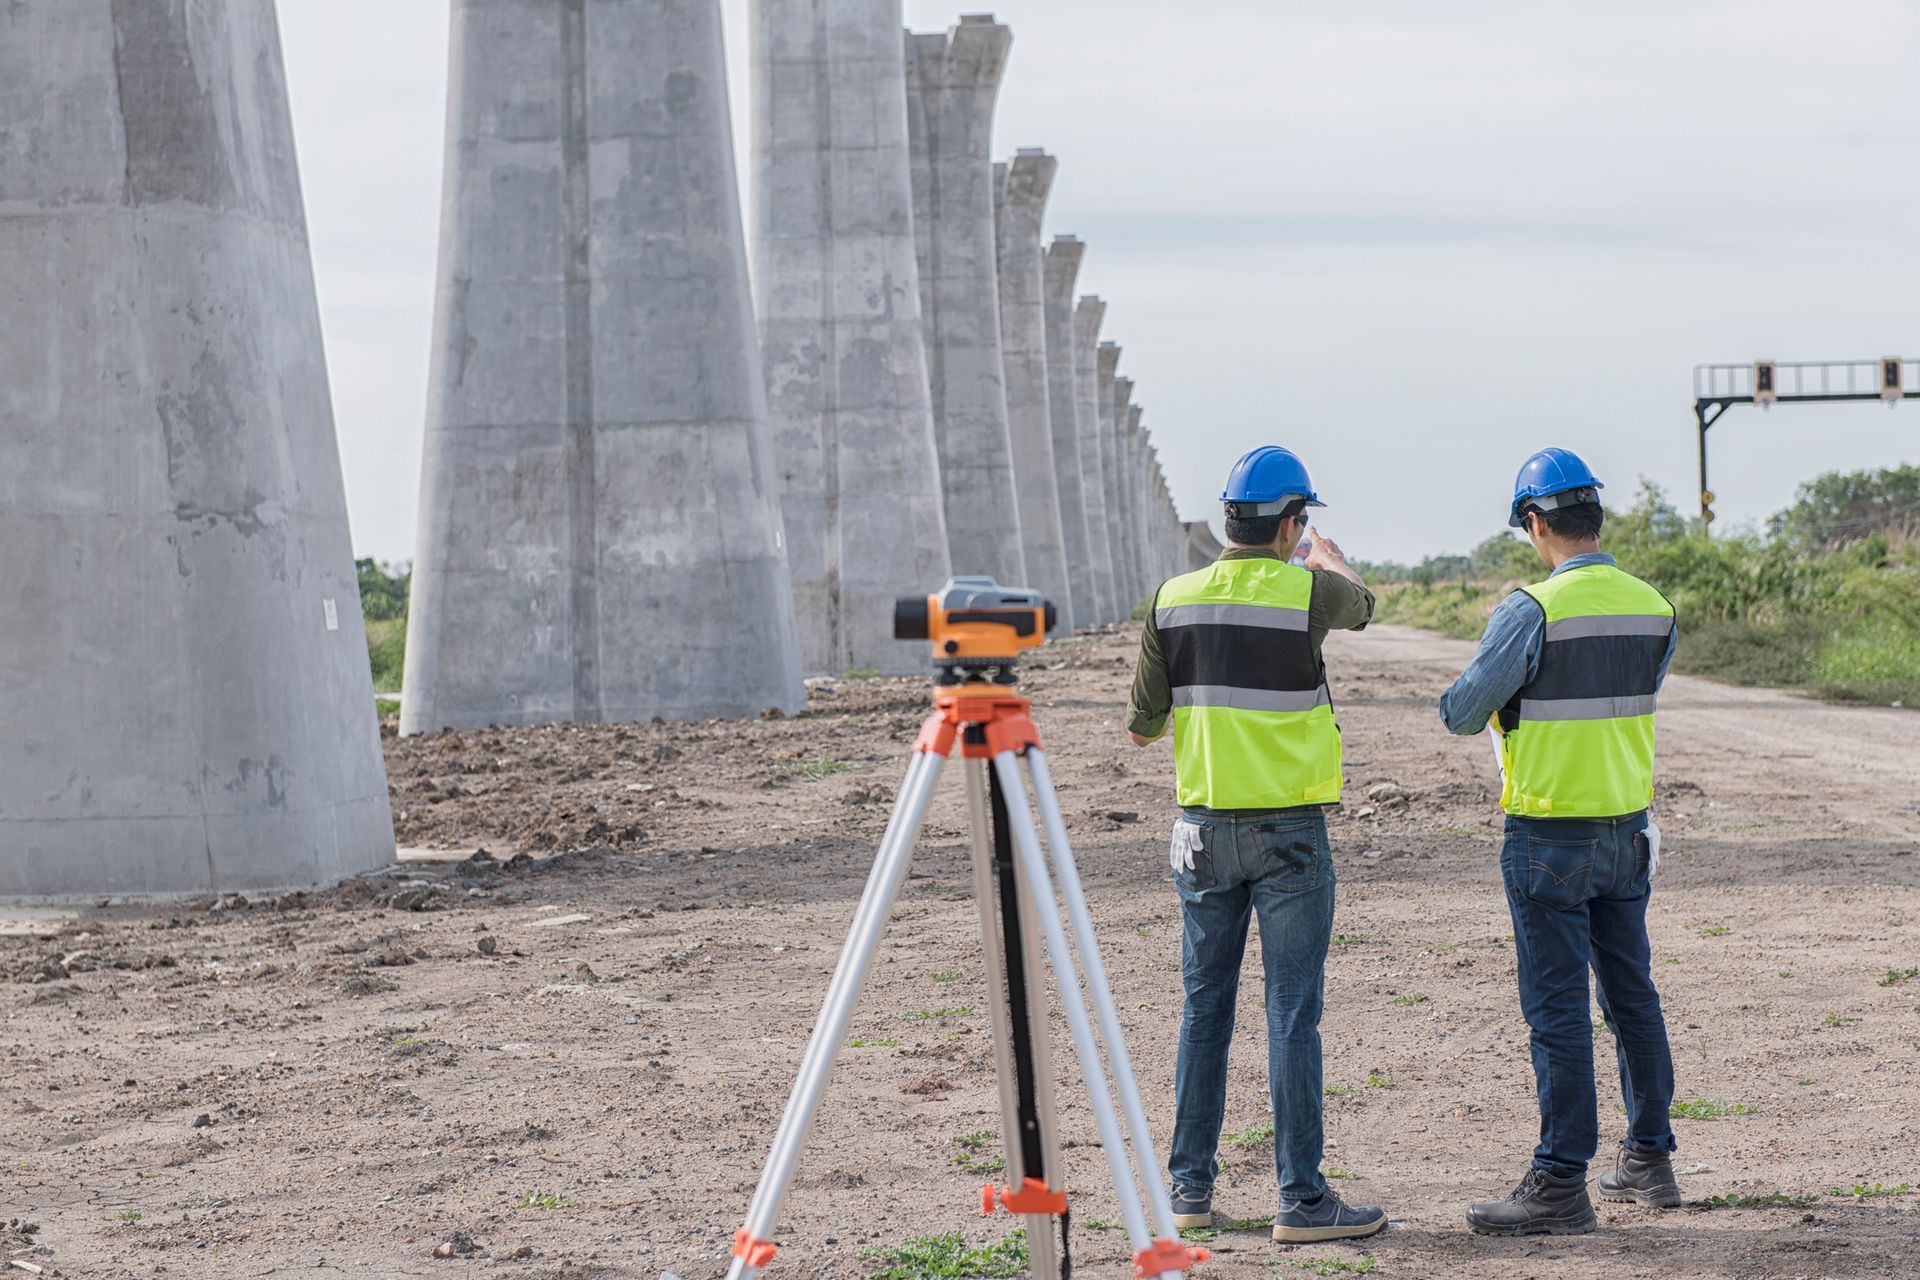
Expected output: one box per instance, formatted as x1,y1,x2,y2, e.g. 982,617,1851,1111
1303,527,1347,571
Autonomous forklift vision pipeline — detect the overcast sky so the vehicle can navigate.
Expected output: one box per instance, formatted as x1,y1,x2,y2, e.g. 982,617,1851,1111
279,0,1920,567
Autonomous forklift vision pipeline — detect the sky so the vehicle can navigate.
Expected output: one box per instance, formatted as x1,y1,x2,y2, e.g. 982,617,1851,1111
279,0,1920,567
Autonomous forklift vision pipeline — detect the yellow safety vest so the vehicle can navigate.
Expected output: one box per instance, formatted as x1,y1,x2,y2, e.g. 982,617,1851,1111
1500,564,1676,818
1155,558,1342,810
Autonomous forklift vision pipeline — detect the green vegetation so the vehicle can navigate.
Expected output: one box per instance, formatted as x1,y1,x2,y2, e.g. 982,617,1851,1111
1827,1182,1912,1199
1279,1260,1376,1277
1324,1084,1358,1097
951,1131,1005,1176
1878,966,1919,987
1794,1077,1816,1086
358,559,412,694
1698,925,1731,937
518,1191,578,1210
1689,1192,1815,1210
1669,1099,1755,1120
1178,1226,1217,1243
1825,1013,1858,1027
1366,1072,1397,1090
847,1038,900,1048
1391,993,1429,1007
908,1006,973,1020
862,1230,1027,1280
1227,1120,1275,1149
788,755,855,781
1358,470,1920,705
1330,933,1367,946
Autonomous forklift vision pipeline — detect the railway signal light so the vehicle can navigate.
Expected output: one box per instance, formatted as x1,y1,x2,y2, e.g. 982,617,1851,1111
1753,360,1777,409
1701,490,1716,525
1881,357,1903,406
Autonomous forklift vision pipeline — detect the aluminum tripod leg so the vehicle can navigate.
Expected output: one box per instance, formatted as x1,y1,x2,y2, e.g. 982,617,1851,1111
725,748,947,1280
1026,748,1184,1242
964,760,1062,1280
990,751,1187,1280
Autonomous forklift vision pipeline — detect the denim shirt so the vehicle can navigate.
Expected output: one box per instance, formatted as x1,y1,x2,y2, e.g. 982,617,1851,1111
1438,552,1677,736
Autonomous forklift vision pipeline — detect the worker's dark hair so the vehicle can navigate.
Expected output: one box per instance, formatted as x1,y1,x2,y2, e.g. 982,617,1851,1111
1532,501,1605,541
1224,498,1308,547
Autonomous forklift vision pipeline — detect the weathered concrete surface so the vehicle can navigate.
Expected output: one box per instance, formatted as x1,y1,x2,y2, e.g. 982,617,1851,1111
406,0,805,731
905,17,1024,585
1187,519,1226,571
1095,341,1128,616
1126,402,1152,598
1110,374,1139,612
991,151,1071,628
0,0,394,897
1042,237,1097,627
1072,296,1118,622
751,0,951,674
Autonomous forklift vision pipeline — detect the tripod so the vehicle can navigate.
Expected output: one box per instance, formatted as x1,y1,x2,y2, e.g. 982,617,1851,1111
725,667,1209,1280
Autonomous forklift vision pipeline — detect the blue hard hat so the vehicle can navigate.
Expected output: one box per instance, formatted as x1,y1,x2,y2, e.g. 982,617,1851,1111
1510,447,1605,528
1221,445,1324,517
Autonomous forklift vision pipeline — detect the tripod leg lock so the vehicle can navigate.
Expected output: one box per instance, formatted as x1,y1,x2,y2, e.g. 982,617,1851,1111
980,1177,1067,1217
1133,1238,1210,1277
732,1228,778,1270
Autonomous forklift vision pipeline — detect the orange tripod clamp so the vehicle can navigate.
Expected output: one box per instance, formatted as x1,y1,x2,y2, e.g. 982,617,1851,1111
979,1176,1068,1217
732,1228,777,1270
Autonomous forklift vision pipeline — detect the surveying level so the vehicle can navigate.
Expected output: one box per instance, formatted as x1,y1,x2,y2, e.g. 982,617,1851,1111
725,578,1208,1280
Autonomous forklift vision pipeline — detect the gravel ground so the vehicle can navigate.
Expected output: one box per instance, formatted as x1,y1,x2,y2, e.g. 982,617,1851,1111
3,623,1917,1280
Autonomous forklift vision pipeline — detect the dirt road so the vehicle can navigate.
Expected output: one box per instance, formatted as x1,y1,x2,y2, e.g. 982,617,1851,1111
4,624,1917,1280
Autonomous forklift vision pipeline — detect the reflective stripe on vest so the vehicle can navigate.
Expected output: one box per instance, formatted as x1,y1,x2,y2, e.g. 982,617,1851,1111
1154,557,1342,810
1500,565,1675,818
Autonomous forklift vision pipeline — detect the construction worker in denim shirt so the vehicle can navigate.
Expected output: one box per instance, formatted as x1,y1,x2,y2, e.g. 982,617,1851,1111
1440,447,1683,1236
1127,446,1387,1244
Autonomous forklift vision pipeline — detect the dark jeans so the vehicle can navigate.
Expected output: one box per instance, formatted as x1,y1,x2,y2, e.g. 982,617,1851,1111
1168,807,1334,1203
1501,812,1677,1177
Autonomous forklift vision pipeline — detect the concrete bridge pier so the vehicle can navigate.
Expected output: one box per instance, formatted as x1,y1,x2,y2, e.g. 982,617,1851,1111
1042,236,1097,627
1073,296,1118,622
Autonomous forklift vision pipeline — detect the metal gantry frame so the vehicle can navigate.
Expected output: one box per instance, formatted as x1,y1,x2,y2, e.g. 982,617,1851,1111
1692,359,1917,527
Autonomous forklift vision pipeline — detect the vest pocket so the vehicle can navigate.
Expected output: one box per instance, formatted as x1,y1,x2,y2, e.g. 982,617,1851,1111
1524,834,1597,910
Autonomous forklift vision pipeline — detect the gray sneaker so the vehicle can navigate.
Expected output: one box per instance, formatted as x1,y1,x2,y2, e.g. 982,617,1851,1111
1272,1189,1388,1243
1169,1185,1212,1230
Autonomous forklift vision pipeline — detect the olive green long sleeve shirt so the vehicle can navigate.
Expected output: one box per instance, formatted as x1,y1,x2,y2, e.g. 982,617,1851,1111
1126,548,1376,740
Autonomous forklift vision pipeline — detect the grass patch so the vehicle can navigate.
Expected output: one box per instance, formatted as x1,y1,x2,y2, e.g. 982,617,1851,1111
1825,1013,1858,1027
1810,618,1920,705
1366,1072,1397,1090
1794,1077,1816,1086
862,1230,1027,1280
366,616,407,694
1227,1120,1275,1149
1697,925,1730,937
788,755,855,781
1218,1214,1275,1231
1391,993,1428,1007
952,1131,1005,1176
518,1191,578,1210
1325,1168,1357,1180
1878,966,1919,987
1280,1260,1377,1277
1179,1226,1217,1243
1324,1084,1357,1097
1669,1099,1755,1120
848,1038,900,1049
1827,1182,1912,1199
908,1006,973,1020
1689,1192,1815,1210
1330,933,1367,946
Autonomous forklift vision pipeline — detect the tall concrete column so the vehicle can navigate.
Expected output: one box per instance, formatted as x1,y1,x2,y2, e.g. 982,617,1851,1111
1095,340,1128,616
1042,237,1096,627
1127,403,1154,594
1110,374,1140,611
992,151,1073,628
904,17,1024,585
752,0,951,675
1072,297,1118,622
0,0,394,897
405,0,805,731
1187,521,1225,571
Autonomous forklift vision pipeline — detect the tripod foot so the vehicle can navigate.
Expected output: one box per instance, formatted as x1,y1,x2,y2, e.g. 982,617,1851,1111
1133,1237,1210,1278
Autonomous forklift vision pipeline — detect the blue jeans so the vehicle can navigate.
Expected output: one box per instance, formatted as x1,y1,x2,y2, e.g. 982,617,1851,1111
1501,813,1677,1177
1168,807,1334,1203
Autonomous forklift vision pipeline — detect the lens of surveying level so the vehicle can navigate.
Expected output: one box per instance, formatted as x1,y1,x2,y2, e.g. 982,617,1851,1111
894,595,930,641
1043,599,1059,632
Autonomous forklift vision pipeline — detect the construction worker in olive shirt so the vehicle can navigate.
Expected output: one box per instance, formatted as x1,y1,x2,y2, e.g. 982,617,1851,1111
1126,446,1387,1244
1440,447,1682,1236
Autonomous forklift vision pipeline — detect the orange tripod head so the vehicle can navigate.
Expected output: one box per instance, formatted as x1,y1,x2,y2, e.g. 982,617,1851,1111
895,577,1056,673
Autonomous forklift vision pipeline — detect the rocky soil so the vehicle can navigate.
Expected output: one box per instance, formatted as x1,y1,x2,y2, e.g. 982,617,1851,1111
3,624,1917,1279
